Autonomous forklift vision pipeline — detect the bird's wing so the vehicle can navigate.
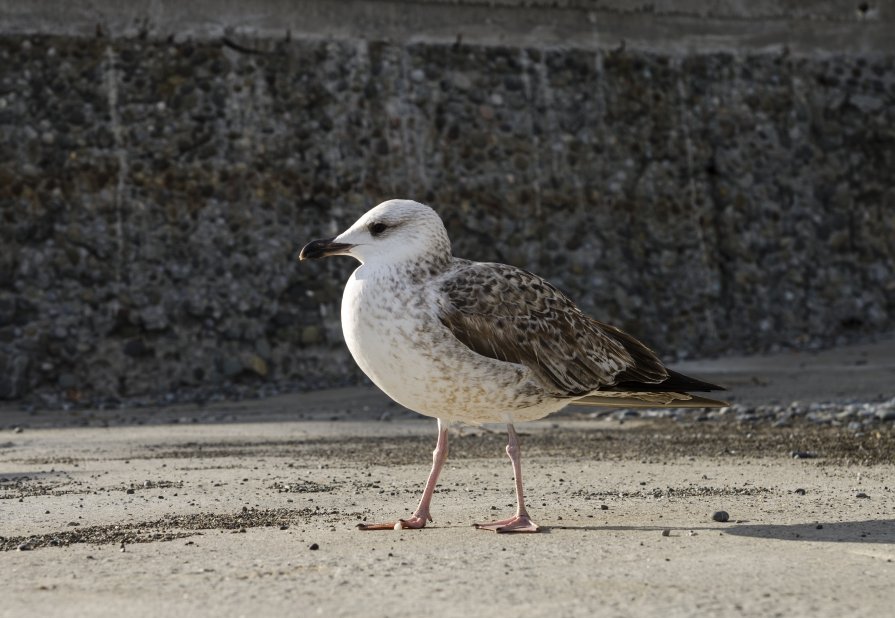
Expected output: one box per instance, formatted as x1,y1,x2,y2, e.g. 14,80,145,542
570,392,729,408
436,261,669,397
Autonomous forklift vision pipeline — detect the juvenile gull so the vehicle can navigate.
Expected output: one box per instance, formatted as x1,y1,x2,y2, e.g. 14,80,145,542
299,199,726,533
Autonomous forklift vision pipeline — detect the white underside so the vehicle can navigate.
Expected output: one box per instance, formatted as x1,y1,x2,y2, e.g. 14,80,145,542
341,264,569,425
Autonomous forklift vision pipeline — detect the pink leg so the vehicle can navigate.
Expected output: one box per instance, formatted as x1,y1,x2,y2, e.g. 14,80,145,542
358,419,449,530
474,424,540,533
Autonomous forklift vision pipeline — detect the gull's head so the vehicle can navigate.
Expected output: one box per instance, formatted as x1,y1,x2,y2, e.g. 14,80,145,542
299,199,451,266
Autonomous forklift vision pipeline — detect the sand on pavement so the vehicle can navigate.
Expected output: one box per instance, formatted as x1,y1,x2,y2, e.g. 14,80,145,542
1,337,894,617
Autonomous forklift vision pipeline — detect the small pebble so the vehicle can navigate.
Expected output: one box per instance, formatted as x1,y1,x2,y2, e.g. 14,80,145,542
794,488,806,495
600,505,609,510
816,524,824,529
712,511,730,523
125,488,135,494
856,492,869,499
661,529,671,537
17,542,32,551
309,543,319,550
13,427,23,434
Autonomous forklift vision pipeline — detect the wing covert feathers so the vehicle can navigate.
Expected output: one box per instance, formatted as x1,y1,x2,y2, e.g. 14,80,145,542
437,261,666,396
437,260,724,401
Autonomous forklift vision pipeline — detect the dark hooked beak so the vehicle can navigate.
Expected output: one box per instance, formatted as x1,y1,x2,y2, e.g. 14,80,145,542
298,237,354,261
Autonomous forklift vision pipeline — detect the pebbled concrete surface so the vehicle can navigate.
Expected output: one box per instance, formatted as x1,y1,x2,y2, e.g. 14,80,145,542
1,338,894,617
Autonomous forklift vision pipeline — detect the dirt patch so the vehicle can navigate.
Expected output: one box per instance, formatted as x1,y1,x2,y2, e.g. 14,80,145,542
572,485,775,500
2,507,354,552
110,480,185,493
13,457,87,466
0,474,84,500
269,480,338,493
119,420,895,466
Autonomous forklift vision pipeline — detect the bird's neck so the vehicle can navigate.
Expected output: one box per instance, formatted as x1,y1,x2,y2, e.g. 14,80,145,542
357,252,452,283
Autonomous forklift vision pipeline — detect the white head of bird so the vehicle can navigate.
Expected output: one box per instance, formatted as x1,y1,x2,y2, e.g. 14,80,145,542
299,199,451,267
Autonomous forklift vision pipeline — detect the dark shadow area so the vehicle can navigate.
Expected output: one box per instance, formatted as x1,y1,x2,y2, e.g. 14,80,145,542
548,520,895,544
0,470,69,480
5,417,895,466
2,335,893,430
0,388,416,430
722,519,895,544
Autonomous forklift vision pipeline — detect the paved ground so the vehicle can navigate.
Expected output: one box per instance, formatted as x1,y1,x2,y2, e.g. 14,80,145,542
1,337,894,617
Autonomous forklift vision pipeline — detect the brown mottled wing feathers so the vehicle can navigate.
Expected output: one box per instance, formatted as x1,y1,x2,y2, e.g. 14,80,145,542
437,261,668,396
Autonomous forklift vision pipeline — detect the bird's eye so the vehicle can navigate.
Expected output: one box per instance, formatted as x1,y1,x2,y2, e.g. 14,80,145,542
370,222,388,237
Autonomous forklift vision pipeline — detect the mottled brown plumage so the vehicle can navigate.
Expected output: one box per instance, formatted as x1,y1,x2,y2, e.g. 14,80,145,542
438,259,677,398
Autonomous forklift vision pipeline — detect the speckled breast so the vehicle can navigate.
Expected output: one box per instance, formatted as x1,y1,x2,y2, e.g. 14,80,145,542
339,266,566,424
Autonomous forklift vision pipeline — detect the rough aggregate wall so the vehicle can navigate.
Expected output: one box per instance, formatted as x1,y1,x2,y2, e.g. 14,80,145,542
0,35,894,402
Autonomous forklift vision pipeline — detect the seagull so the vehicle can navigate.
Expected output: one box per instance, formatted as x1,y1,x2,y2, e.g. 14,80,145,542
300,199,726,533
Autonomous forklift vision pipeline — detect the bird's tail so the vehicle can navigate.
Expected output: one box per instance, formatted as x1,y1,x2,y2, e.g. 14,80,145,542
569,391,729,409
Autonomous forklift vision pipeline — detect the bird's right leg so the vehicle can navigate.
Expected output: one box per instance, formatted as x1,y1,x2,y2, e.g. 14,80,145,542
473,423,540,533
357,418,449,530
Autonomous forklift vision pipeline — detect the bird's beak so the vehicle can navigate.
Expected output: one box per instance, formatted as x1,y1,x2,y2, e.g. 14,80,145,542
298,237,354,261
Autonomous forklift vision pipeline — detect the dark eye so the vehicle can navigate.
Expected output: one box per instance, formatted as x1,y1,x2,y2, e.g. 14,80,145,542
370,222,388,237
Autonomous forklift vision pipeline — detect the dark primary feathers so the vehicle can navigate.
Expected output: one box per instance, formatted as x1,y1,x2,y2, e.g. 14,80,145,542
615,368,723,393
437,261,724,399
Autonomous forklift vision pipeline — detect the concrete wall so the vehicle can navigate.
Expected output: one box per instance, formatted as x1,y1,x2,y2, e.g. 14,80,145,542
3,1,895,55
1,1,894,405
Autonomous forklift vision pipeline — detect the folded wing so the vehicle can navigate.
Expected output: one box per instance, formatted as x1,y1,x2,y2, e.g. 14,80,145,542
436,261,673,397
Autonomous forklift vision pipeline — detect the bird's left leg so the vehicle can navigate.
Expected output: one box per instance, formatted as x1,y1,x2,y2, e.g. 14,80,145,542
357,418,449,530
474,423,540,533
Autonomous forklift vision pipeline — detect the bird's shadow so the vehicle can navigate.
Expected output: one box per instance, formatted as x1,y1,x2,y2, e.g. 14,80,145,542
546,520,895,544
